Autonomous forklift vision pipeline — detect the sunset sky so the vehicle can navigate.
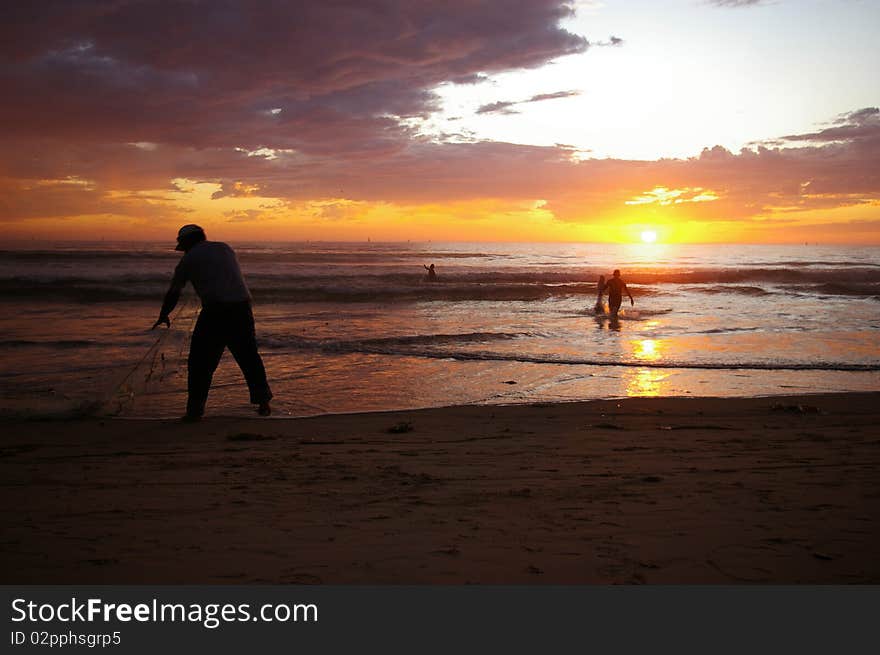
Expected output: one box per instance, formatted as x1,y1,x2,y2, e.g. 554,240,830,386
1,0,879,244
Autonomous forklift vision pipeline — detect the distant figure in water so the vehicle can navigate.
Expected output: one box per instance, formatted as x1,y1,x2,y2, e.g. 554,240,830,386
602,269,634,317
152,224,273,421
594,275,606,313
424,263,437,281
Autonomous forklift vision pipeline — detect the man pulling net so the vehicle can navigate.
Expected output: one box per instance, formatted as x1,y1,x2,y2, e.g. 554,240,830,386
153,224,273,421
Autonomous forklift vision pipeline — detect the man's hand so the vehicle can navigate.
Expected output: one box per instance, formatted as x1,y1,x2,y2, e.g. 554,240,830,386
152,316,171,329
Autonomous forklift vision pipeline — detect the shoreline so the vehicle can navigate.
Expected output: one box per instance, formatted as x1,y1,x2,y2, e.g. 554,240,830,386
2,391,878,583
11,385,876,423
115,386,880,420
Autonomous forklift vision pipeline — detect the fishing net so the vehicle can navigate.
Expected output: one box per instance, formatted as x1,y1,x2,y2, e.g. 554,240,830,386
101,294,198,416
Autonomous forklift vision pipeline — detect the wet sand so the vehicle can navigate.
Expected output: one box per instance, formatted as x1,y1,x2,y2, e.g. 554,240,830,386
2,393,879,583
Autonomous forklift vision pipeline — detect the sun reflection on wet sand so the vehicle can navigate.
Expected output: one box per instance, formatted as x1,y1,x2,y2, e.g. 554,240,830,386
626,338,669,396
626,368,669,397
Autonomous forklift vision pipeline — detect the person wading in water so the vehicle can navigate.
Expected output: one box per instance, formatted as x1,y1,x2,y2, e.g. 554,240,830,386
602,269,634,317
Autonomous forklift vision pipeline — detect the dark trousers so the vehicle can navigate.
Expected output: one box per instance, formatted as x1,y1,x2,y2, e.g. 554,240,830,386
609,295,622,315
187,302,272,417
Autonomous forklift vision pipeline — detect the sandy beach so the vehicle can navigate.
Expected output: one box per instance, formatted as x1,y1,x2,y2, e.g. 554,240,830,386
1,392,878,584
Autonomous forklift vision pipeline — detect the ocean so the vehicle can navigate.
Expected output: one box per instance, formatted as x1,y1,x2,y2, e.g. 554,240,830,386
1,241,878,418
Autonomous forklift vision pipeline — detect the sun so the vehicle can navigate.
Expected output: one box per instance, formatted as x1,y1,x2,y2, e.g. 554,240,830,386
640,230,658,243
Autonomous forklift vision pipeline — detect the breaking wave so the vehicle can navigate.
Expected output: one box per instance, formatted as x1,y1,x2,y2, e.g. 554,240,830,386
257,332,880,372
4,266,880,303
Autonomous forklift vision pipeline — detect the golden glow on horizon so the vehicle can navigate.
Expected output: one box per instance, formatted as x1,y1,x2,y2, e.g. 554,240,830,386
3,177,880,244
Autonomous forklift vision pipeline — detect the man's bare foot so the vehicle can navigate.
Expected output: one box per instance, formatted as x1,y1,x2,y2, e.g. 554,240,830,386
258,402,271,416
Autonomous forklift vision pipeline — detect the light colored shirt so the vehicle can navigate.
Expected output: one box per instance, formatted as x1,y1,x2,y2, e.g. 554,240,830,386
170,241,251,305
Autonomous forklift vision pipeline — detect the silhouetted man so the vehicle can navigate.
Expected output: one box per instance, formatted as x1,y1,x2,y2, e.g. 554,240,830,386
602,269,634,317
153,224,272,420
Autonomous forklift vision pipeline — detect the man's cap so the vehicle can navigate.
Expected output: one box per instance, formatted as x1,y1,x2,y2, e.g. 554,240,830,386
175,224,206,250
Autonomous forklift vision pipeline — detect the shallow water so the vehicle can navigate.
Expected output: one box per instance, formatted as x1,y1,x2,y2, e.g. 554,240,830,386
1,241,877,417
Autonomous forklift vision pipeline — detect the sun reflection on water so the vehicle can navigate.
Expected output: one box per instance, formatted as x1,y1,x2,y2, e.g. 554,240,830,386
632,338,662,362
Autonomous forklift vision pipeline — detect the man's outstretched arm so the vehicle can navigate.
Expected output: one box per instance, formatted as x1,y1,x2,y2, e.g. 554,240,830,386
153,262,187,328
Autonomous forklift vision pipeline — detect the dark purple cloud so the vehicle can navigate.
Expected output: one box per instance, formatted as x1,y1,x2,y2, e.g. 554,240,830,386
477,89,581,114
595,36,624,46
528,90,582,102
475,100,520,115
0,0,587,155
777,107,880,145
